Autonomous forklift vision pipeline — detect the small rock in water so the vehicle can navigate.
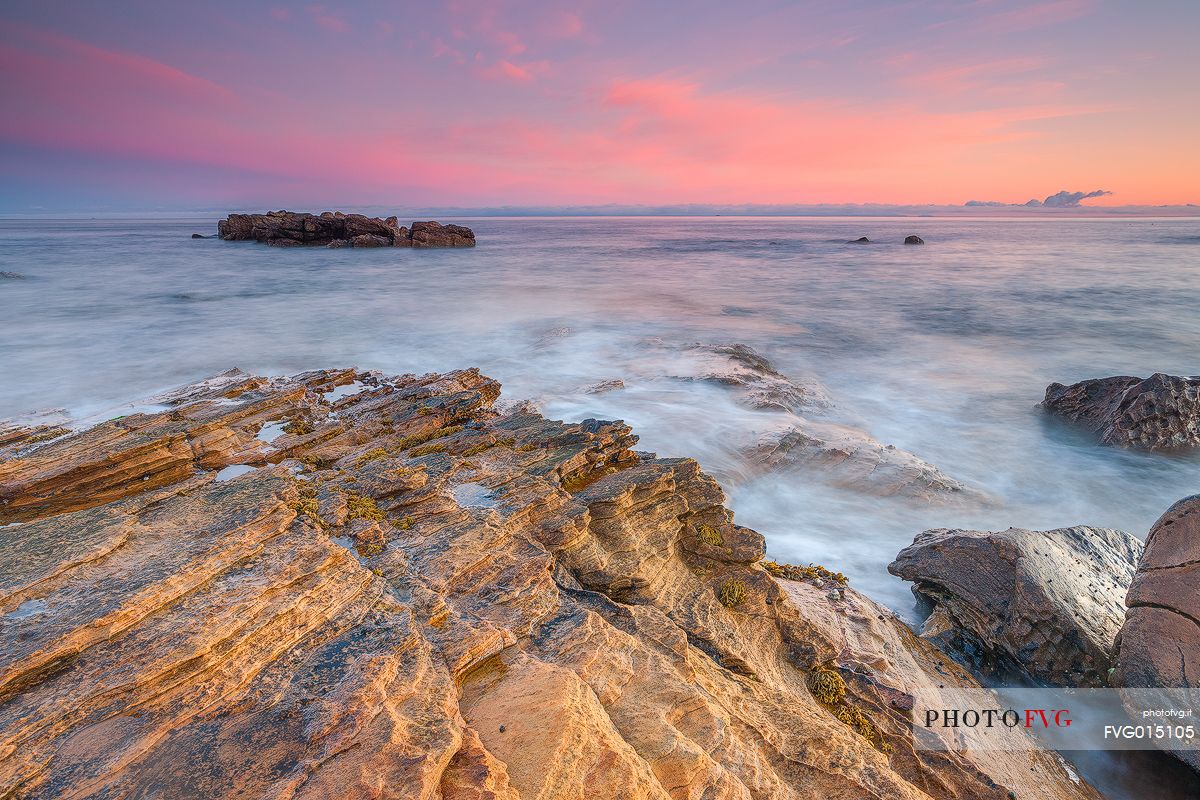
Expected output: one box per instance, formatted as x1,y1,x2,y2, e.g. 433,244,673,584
903,235,924,245
191,233,211,239
849,236,871,243
583,378,625,394
0,271,26,279
1041,373,1200,451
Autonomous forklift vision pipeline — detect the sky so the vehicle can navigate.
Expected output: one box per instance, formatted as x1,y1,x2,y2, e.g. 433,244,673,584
1,0,1198,212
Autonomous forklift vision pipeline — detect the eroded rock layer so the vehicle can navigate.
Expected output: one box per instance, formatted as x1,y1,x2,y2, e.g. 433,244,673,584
0,369,1096,799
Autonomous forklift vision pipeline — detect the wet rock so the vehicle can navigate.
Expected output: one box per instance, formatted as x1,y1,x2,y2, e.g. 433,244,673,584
0,271,25,279
754,419,990,503
849,236,871,243
216,210,474,248
190,233,211,239
350,234,391,248
0,368,1096,800
678,343,833,413
409,220,476,248
1041,373,1200,450
903,235,924,245
890,525,1141,686
1112,495,1200,770
582,378,625,394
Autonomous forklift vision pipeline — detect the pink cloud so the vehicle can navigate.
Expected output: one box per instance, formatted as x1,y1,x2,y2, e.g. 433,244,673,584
307,5,348,33
541,10,583,38
977,0,1094,34
270,7,291,22
479,59,550,82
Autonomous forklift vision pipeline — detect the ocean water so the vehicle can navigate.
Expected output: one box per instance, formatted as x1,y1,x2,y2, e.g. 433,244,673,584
4,217,1199,607
3,215,1200,797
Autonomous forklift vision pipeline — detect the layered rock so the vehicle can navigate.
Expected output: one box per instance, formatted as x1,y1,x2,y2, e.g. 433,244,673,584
675,342,834,413
754,420,989,503
217,210,475,248
1113,495,1200,770
890,525,1142,686
1041,373,1200,450
0,368,1095,799
662,343,983,503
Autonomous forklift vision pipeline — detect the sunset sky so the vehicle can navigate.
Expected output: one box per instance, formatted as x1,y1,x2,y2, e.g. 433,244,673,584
1,0,1197,211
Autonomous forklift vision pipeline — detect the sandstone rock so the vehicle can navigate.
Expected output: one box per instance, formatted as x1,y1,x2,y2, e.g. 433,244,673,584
1113,495,1200,770
677,342,833,413
657,342,983,504
1041,373,1200,450
217,211,474,248
890,525,1142,686
755,420,990,503
0,368,1095,799
582,378,625,394
904,235,924,244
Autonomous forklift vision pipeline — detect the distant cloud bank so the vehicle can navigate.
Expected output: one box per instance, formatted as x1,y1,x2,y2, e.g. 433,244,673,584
966,189,1113,208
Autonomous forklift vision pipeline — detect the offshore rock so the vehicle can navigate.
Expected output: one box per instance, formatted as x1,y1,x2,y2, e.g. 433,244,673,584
904,235,924,245
890,525,1141,686
676,342,833,413
216,210,475,248
1041,373,1200,450
1113,495,1200,770
754,420,990,503
655,342,985,503
0,368,1096,799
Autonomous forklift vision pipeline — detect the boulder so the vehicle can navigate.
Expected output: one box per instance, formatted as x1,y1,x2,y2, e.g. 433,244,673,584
409,220,476,248
755,420,990,503
1041,373,1200,450
903,235,924,245
889,525,1142,686
216,211,474,248
1112,496,1200,769
0,368,1097,800
678,343,833,413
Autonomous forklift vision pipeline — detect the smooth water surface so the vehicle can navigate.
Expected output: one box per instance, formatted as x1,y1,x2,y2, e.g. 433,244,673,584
2,216,1199,616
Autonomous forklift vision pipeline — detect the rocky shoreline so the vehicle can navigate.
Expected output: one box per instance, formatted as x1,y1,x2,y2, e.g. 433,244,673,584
0,367,1097,799
216,210,476,248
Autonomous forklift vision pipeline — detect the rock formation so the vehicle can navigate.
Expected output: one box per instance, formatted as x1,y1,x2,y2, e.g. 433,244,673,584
0,368,1095,799
904,235,924,245
755,420,990,503
675,343,834,413
1113,495,1200,770
217,210,476,248
890,525,1142,686
1041,373,1200,450
849,237,871,243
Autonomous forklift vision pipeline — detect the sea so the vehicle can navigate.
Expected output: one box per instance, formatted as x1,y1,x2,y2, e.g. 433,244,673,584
2,215,1199,797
